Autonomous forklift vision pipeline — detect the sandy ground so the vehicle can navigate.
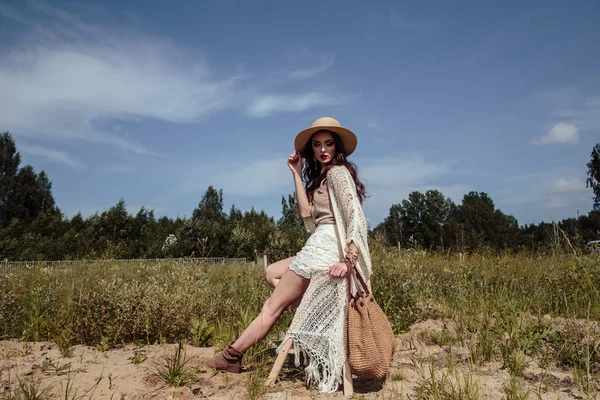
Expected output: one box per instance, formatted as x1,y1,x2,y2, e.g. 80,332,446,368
0,319,591,399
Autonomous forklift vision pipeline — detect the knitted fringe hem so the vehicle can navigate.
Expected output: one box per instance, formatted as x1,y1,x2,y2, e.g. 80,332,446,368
276,334,344,394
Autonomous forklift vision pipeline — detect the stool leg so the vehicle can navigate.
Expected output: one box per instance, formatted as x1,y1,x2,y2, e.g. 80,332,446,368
266,337,293,386
343,359,353,396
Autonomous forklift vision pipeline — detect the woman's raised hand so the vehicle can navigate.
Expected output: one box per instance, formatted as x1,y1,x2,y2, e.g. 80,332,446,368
288,151,302,176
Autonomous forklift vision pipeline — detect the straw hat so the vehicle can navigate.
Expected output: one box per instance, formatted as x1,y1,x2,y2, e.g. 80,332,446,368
294,117,357,156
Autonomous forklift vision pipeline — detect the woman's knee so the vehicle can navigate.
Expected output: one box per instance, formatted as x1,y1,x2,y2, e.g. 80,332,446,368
264,265,278,287
264,257,294,286
262,269,308,319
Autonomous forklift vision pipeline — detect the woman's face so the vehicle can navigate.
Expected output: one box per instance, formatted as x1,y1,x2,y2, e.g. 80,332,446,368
311,131,336,165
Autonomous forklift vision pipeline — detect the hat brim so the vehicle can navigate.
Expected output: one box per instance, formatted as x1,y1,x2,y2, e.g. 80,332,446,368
294,125,357,156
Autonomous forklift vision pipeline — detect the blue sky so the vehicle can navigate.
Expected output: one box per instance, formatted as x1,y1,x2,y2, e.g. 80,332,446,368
1,0,599,228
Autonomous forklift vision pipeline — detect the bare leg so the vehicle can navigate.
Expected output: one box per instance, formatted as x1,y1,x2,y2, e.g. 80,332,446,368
264,256,294,288
265,256,302,309
233,269,309,353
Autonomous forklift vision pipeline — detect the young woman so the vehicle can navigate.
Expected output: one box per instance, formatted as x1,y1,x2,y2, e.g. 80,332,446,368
204,117,372,393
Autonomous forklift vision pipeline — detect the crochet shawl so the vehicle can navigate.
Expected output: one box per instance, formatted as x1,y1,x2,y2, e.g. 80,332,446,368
303,165,372,290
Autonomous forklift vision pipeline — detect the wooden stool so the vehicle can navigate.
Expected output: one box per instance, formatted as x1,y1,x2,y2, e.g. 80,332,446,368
265,335,354,396
266,277,370,396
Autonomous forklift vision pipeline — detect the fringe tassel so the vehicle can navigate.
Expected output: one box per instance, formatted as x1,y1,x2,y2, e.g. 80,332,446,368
281,335,343,393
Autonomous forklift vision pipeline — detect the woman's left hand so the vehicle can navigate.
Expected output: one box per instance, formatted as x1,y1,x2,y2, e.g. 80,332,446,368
329,262,348,279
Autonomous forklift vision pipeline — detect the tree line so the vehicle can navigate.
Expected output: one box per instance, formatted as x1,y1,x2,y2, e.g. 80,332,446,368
374,142,600,252
1,131,599,261
372,189,599,252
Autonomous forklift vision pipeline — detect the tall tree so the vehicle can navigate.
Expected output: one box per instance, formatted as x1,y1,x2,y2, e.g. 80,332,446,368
131,206,155,257
422,190,453,249
279,194,302,229
578,210,600,243
381,203,404,247
396,190,453,249
228,204,243,225
60,213,89,260
180,186,228,257
457,191,496,250
92,198,133,258
378,191,453,249
492,210,519,251
0,132,21,226
192,186,226,222
8,166,57,224
443,201,464,250
401,191,427,246
36,171,56,213
587,143,600,210
231,207,276,258
274,194,309,254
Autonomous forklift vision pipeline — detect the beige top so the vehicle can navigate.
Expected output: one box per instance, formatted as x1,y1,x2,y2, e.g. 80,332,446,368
312,179,335,226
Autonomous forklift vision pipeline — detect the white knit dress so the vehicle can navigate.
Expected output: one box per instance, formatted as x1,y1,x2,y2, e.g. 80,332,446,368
279,165,373,393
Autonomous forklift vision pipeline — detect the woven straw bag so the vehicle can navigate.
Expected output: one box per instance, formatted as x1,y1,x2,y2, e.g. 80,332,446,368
345,267,396,379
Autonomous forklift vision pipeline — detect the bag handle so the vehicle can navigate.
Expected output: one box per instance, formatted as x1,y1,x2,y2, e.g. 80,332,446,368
346,264,370,299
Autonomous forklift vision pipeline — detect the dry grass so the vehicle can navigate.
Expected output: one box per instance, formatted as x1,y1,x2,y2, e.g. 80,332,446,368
1,245,599,398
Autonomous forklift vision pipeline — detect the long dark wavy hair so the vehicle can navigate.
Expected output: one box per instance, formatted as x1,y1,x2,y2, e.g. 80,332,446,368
300,130,367,204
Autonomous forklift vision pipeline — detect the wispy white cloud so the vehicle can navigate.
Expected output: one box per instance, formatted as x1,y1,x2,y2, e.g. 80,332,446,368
365,121,380,130
1,2,347,162
556,95,600,131
178,156,292,198
532,122,579,145
18,143,86,170
218,158,292,196
247,92,348,117
500,167,590,215
550,178,587,193
175,152,464,224
360,155,454,187
357,154,464,222
0,2,243,156
544,196,569,209
538,86,600,131
289,54,334,80
503,170,547,184
0,3,29,23
363,183,472,224
551,92,600,128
